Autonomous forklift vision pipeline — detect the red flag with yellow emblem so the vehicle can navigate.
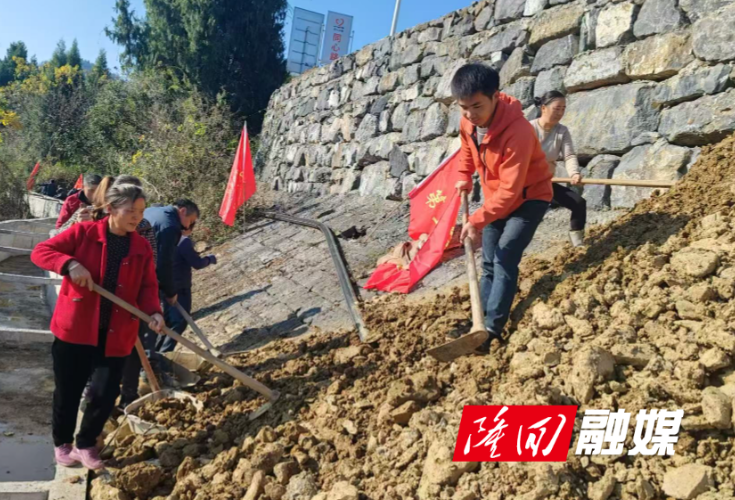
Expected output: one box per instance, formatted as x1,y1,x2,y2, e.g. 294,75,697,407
220,124,257,226
364,150,464,293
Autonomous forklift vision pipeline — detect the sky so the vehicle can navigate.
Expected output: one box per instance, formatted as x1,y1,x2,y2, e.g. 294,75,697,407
0,0,472,72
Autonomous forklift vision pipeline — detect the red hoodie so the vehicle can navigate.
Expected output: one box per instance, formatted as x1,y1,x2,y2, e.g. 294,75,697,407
458,93,553,229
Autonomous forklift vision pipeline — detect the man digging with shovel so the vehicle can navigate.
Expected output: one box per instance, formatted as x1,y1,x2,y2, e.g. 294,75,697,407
451,63,552,353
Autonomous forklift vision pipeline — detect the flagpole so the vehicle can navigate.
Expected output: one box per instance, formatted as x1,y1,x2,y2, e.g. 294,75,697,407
242,121,248,234
390,0,402,37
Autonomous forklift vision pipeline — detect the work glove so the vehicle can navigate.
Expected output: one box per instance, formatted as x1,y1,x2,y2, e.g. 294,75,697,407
207,255,217,265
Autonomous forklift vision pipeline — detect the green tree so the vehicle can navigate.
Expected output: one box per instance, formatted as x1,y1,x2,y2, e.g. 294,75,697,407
0,42,29,86
67,39,82,69
105,0,149,71
107,0,288,131
50,40,68,68
88,50,110,87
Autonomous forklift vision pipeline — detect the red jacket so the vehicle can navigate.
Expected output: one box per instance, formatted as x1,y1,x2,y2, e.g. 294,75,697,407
458,93,553,229
56,191,87,229
31,218,162,357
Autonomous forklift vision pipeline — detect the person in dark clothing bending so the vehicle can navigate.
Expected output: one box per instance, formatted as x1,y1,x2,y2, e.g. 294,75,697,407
31,183,164,470
163,229,217,340
144,199,199,353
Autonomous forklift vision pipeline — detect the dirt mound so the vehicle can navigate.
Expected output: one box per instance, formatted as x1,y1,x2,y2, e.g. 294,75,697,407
96,135,735,500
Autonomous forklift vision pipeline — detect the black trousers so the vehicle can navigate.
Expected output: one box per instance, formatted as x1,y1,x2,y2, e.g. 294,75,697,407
552,183,587,231
119,324,156,406
52,338,126,448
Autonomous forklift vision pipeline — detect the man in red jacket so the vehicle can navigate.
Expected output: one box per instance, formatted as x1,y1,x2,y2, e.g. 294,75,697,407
55,174,102,229
451,63,552,351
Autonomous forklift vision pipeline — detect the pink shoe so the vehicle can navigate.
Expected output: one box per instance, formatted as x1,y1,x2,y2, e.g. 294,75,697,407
69,446,105,470
54,444,79,467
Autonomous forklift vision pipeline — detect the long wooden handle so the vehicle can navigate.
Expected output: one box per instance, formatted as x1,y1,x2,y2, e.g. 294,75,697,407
174,302,221,357
92,284,278,401
552,177,676,188
461,192,486,333
135,338,161,393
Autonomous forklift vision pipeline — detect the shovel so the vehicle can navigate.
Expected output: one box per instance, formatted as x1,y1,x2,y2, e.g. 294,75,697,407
92,284,279,417
174,302,223,358
427,191,489,362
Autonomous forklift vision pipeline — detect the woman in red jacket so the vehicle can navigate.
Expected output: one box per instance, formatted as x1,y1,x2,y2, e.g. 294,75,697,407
31,182,164,470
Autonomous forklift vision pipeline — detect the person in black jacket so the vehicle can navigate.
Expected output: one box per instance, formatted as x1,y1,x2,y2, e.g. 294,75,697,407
163,229,216,341
143,199,199,353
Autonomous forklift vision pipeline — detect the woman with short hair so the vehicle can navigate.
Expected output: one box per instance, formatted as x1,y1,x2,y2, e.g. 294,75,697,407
32,182,164,470
531,91,587,247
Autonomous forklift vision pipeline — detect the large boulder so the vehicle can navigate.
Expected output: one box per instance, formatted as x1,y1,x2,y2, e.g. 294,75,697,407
652,62,732,108
471,21,530,57
528,1,585,49
661,464,713,500
610,140,691,207
534,66,567,97
525,0,549,16
692,3,735,62
596,1,637,48
420,103,449,141
531,35,578,74
584,155,621,209
504,77,536,108
623,31,694,81
564,83,660,157
680,0,733,22
495,0,527,23
565,47,629,92
359,162,394,198
570,346,615,403
633,0,683,37
659,89,735,147
500,47,533,88
435,58,468,103
417,442,479,500
475,4,495,32
402,111,426,143
411,138,450,176
355,114,379,142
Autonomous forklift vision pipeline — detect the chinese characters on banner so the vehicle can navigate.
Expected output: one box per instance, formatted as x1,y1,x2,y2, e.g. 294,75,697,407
454,406,578,462
576,409,684,456
320,11,354,64
453,407,684,462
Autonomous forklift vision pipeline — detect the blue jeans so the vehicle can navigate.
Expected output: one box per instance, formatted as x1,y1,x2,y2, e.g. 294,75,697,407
158,288,192,353
480,200,549,335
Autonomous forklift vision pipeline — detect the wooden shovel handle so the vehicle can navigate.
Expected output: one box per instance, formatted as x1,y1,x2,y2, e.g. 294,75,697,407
134,338,161,393
174,302,221,356
552,177,676,188
92,284,278,401
460,191,486,334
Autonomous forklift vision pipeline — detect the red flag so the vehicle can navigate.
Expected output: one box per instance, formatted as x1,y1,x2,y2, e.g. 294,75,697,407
364,150,465,293
26,162,41,191
219,125,257,226
74,174,84,190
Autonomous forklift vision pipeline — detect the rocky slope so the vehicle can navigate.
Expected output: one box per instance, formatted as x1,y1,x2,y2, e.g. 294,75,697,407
94,134,735,500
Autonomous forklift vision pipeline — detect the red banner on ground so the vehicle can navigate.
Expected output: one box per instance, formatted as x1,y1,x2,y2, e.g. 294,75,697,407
219,124,257,226
364,150,464,293
454,405,578,462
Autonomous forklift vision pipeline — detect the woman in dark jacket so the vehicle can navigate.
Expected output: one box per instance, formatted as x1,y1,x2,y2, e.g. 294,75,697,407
31,183,164,470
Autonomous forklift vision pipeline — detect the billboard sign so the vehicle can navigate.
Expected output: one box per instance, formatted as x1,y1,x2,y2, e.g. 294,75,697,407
287,7,325,75
320,11,354,64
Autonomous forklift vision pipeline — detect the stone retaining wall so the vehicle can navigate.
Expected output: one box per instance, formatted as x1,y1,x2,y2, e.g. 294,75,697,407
258,0,735,208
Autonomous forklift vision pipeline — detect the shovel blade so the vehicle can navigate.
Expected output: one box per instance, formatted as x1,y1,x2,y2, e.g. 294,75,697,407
427,330,489,363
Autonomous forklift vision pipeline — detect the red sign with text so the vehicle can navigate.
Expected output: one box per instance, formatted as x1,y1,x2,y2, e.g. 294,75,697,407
454,406,578,462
